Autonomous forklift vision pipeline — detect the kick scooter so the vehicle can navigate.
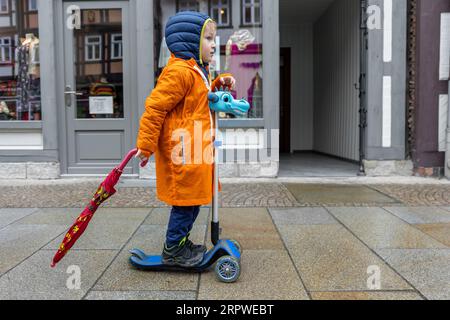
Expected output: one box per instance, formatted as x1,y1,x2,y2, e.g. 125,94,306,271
129,90,250,283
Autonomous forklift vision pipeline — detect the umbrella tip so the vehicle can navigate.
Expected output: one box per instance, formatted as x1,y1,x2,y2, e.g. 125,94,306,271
50,262,56,268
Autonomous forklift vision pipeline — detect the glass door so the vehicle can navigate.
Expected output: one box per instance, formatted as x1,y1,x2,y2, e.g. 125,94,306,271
63,1,132,175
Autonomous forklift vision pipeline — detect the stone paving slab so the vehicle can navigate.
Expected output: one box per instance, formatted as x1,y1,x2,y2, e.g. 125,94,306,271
0,224,67,276
0,208,38,229
15,208,87,225
284,184,400,206
326,207,447,249
382,207,450,224
84,290,196,300
414,224,450,247
144,207,210,226
0,249,117,300
209,208,284,251
268,207,338,225
375,249,450,300
92,225,206,292
198,250,309,300
310,291,423,300
44,210,149,250
40,208,151,250
277,224,413,292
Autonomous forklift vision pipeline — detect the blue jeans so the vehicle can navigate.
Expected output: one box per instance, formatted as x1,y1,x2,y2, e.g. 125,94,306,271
165,205,200,247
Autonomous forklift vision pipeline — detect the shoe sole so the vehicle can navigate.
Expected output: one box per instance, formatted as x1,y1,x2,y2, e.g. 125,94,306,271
162,255,204,267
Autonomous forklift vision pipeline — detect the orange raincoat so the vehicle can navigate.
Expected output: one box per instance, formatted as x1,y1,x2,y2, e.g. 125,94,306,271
137,54,232,206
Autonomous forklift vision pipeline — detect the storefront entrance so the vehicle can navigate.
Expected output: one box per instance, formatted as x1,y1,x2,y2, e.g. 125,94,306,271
60,1,135,175
279,0,361,177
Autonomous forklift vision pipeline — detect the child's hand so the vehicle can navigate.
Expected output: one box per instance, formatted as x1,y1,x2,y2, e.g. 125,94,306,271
135,149,149,167
220,76,236,90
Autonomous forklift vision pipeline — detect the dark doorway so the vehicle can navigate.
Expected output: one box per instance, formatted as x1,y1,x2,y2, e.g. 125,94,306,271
280,47,291,153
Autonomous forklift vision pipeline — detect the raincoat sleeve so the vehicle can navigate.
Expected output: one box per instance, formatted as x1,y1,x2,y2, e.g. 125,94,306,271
211,73,234,91
137,66,193,158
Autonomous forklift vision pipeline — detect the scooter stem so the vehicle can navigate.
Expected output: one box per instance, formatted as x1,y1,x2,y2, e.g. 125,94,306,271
211,111,220,245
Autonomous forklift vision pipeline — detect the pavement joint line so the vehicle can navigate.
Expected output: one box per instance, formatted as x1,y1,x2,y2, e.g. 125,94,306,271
81,209,154,300
363,184,406,204
0,224,70,281
196,207,212,300
86,289,197,292
308,289,421,293
0,208,40,232
322,206,429,300
265,207,312,300
380,207,450,248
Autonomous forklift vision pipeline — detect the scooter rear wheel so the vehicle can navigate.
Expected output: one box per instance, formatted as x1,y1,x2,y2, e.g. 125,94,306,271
215,256,241,283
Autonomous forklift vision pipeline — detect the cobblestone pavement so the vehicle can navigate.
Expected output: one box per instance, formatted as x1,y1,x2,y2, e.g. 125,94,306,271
1,180,450,208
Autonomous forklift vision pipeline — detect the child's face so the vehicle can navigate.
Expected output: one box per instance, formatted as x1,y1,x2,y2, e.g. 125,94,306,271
201,22,216,64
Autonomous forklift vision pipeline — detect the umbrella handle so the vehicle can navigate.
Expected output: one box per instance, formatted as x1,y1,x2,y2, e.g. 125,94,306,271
118,148,148,171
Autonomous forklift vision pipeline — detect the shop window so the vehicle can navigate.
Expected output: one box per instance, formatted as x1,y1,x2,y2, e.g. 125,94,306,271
0,0,41,122
111,33,123,60
156,2,263,120
241,0,261,26
85,35,102,62
0,37,11,63
177,0,199,12
0,0,8,14
210,0,231,27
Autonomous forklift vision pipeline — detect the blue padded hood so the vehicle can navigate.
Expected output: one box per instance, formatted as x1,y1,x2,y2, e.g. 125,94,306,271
165,11,211,77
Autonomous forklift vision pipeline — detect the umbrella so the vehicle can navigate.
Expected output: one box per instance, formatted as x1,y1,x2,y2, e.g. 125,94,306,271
51,148,148,268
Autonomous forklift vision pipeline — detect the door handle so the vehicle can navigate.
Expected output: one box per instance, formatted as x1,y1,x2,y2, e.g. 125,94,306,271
64,91,83,96
65,86,83,107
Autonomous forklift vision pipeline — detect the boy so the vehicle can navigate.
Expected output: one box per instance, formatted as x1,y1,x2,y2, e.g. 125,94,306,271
135,12,235,267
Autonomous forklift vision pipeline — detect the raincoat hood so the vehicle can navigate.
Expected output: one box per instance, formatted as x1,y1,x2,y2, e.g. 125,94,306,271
165,11,212,76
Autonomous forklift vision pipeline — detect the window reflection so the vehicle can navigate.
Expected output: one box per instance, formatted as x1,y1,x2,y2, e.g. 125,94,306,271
73,9,124,119
0,0,41,121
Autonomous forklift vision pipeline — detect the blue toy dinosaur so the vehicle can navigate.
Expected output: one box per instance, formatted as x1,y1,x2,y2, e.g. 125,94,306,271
207,89,250,117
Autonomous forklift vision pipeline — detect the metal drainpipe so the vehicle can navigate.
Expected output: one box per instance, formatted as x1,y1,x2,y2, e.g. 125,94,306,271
358,0,369,176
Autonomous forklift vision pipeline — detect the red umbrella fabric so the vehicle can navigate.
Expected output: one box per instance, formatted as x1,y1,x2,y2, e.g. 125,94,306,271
51,149,147,268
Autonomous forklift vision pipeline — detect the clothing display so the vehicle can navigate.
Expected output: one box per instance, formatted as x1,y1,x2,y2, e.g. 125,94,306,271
14,34,41,121
89,80,117,97
247,71,263,118
224,43,262,118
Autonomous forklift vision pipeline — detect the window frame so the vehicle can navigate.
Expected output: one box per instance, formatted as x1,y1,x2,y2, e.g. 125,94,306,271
0,36,11,63
0,0,9,14
110,33,123,60
84,35,102,62
240,0,262,27
28,0,38,12
209,0,232,28
176,0,199,13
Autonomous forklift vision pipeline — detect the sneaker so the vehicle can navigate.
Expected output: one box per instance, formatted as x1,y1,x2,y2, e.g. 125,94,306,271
162,242,204,267
185,233,207,254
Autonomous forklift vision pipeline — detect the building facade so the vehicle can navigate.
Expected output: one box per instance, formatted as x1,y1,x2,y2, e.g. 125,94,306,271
410,0,450,177
0,0,442,180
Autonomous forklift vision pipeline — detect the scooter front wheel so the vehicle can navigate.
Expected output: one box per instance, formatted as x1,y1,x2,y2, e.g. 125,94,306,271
215,256,241,283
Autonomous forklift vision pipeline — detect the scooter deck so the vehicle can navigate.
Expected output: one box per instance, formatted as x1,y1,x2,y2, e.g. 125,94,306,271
129,248,213,272
129,240,240,272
